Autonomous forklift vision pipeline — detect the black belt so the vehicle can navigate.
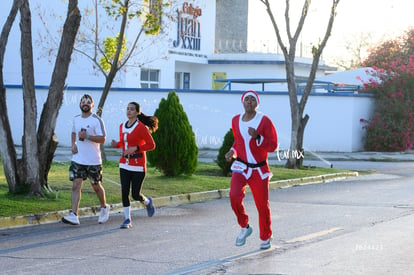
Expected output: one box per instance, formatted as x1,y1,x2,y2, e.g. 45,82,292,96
236,158,266,168
124,153,143,159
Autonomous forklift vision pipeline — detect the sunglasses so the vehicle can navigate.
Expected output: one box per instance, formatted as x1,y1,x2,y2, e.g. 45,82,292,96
80,99,93,105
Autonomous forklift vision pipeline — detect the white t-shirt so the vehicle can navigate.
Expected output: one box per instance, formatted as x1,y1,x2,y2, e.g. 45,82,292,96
71,113,106,165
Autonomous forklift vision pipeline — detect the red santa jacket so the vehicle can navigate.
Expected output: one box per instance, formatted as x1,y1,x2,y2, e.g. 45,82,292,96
231,112,278,179
114,120,155,172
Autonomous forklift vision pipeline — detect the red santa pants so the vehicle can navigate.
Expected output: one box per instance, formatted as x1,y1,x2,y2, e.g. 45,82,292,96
229,170,272,241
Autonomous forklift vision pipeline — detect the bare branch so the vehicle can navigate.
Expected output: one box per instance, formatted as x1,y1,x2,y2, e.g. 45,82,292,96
260,0,288,56
292,0,310,43
285,0,291,40
119,27,144,68
299,0,340,110
94,0,99,61
0,0,23,65
73,47,108,77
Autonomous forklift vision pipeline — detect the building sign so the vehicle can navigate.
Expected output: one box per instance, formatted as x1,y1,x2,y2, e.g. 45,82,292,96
173,2,202,51
212,72,227,90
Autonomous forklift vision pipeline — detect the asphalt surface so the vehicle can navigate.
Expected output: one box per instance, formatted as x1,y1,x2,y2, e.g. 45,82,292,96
2,148,414,274
2,154,414,274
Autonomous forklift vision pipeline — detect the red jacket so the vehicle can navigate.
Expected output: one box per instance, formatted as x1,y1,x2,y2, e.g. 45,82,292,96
231,112,278,179
114,121,155,172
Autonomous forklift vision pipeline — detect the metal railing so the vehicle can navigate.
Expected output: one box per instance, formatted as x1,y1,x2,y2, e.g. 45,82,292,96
215,39,314,58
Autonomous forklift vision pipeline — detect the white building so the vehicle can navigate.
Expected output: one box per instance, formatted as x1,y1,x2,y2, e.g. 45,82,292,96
3,1,374,153
2,0,332,89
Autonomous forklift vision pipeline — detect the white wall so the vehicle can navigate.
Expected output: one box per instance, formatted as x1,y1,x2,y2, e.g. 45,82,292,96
5,87,373,152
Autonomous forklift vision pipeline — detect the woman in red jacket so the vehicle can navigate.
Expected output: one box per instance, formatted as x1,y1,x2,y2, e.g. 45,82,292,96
111,102,158,229
225,90,278,249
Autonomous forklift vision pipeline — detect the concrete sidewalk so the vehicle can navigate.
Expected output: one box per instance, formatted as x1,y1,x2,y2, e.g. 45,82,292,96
51,146,414,163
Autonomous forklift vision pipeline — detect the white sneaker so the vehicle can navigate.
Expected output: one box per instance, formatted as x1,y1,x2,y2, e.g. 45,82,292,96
62,212,80,225
235,225,253,246
98,204,110,224
260,236,273,250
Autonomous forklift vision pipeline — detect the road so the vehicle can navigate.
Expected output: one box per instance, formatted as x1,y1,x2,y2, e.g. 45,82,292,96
1,161,414,274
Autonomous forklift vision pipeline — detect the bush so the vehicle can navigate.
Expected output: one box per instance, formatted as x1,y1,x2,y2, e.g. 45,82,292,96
361,70,414,151
147,91,198,176
361,28,414,151
216,128,234,176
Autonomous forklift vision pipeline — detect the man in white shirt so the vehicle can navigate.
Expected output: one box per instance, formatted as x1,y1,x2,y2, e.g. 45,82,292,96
62,94,110,225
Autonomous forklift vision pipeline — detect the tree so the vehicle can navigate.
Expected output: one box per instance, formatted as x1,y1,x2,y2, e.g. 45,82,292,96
333,32,373,70
362,28,414,72
148,91,198,176
361,69,414,151
39,0,170,159
59,0,169,120
360,28,414,151
259,0,340,168
0,0,80,195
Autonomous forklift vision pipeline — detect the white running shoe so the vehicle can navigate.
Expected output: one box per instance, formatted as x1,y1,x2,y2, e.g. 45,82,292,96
260,236,273,250
62,212,80,225
98,204,110,224
235,225,253,246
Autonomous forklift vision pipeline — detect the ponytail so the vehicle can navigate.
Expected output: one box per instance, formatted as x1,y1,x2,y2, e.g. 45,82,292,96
138,112,159,133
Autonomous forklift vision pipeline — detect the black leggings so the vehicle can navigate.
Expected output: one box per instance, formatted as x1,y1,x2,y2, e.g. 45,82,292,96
120,168,146,207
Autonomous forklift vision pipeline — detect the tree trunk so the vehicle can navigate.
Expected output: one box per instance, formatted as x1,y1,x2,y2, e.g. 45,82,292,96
37,0,81,190
0,0,22,193
285,56,302,169
0,85,19,193
97,75,116,161
39,134,58,192
295,114,309,167
95,0,128,118
20,0,42,196
95,2,129,160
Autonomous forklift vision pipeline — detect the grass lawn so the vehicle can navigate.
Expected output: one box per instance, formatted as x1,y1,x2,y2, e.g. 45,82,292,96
0,160,346,217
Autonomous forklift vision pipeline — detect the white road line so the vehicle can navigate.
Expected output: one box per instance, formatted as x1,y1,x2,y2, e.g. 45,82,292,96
286,227,343,243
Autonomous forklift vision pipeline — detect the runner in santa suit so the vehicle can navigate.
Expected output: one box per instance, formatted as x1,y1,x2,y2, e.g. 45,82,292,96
111,101,158,229
225,90,278,250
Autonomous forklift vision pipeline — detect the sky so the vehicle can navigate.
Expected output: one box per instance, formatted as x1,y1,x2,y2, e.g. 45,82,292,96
248,0,414,67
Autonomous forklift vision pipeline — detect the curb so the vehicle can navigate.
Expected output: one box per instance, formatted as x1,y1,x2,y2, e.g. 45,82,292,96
0,172,358,230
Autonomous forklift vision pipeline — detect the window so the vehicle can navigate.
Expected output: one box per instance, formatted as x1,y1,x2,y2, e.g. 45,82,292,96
140,69,159,88
174,72,190,89
183,72,190,89
175,72,182,89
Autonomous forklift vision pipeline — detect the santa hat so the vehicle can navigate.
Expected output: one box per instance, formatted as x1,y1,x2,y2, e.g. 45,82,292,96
241,90,260,106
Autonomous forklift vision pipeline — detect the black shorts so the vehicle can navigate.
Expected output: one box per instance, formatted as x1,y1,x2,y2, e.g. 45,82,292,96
69,161,103,185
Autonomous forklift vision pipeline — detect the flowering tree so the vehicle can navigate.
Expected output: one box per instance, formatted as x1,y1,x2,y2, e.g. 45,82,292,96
361,28,414,151
362,28,414,72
